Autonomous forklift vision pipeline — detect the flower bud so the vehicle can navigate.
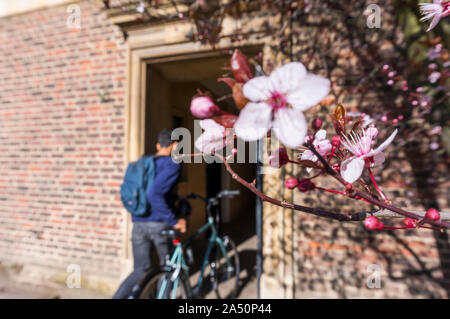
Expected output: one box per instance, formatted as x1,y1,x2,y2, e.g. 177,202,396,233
425,208,440,221
312,118,322,130
285,177,299,189
190,96,220,118
230,49,253,83
297,179,316,192
269,148,289,168
332,163,340,172
364,216,383,230
403,218,416,228
331,135,341,148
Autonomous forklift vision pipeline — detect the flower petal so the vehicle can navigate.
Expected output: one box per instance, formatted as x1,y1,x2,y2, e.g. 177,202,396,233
314,129,327,141
272,108,307,148
427,13,441,31
242,76,273,101
341,157,365,183
234,102,272,141
300,150,316,161
366,129,398,157
286,74,331,111
372,151,385,167
269,62,307,94
195,131,225,154
315,140,332,156
200,119,225,132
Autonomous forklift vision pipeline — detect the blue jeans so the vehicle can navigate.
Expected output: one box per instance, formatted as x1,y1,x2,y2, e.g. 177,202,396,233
112,221,171,299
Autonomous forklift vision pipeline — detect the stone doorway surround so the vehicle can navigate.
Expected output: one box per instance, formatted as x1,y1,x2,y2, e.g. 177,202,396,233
108,7,296,297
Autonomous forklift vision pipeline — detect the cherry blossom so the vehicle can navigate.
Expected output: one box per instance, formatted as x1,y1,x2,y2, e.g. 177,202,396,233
340,128,398,183
300,130,332,172
195,119,232,154
190,96,221,118
419,0,450,32
234,62,330,148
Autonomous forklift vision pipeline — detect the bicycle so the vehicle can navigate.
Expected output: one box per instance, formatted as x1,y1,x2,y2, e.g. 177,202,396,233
129,189,241,299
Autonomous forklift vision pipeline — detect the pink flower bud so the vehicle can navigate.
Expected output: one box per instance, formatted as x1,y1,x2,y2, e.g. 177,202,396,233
403,218,416,228
285,177,299,189
331,135,341,147
269,148,289,168
312,118,322,130
365,127,378,139
190,96,220,118
332,163,340,172
425,208,440,221
364,216,383,230
297,179,315,192
232,148,238,155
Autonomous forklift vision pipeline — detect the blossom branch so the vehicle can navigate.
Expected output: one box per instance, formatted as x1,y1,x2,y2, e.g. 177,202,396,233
304,142,450,229
173,152,379,222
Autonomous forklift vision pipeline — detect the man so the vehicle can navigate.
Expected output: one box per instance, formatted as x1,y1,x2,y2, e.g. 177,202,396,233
113,129,186,299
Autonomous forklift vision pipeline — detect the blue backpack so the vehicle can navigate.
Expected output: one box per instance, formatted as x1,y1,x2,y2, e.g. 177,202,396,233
120,156,156,217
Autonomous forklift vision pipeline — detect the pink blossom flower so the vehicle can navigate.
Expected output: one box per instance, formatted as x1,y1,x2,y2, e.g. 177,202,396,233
419,0,450,32
190,96,220,119
430,126,442,135
428,71,441,83
427,44,442,60
195,119,232,154
340,128,398,183
234,62,330,148
300,129,332,172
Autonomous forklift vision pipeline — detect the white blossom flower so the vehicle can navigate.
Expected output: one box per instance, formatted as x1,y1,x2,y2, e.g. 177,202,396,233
419,0,450,32
234,62,330,148
300,130,332,173
340,128,398,183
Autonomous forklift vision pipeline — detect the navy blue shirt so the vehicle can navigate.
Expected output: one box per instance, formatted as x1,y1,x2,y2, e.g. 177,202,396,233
132,156,181,226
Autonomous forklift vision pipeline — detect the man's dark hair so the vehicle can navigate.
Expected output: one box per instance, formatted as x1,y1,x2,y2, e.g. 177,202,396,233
157,129,177,147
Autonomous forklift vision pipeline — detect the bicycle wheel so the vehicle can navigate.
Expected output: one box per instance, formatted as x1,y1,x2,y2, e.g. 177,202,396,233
137,267,190,299
203,235,240,299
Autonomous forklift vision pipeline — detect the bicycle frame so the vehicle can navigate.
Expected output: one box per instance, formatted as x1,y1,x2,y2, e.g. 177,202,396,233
158,214,231,299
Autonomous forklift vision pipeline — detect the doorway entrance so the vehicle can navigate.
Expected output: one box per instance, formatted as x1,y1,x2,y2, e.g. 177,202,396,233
143,52,257,297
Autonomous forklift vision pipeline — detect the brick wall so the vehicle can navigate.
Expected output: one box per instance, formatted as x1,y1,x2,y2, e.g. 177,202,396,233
0,0,127,285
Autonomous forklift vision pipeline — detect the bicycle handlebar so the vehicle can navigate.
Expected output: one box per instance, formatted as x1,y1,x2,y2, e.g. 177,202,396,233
217,190,240,198
186,189,240,202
